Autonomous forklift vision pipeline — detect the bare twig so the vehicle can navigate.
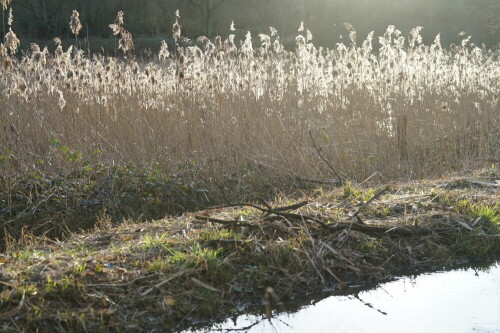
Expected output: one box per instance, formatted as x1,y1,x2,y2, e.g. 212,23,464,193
191,277,219,293
350,186,391,219
214,180,231,205
309,131,347,184
193,215,256,228
141,270,189,296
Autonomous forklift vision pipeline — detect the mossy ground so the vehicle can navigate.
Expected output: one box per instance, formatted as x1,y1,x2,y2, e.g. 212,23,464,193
0,174,498,332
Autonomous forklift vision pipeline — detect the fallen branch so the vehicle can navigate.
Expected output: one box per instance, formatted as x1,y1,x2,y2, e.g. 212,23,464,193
204,201,328,227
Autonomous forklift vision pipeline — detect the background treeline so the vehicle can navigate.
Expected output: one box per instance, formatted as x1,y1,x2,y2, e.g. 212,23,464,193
2,0,500,49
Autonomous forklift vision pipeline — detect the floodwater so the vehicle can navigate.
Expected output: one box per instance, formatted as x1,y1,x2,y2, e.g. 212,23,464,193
188,262,500,333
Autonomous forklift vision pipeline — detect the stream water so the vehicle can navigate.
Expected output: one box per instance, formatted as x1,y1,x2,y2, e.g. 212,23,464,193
187,262,500,333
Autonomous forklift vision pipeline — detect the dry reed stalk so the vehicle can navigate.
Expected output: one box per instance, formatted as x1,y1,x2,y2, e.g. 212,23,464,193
0,14,498,193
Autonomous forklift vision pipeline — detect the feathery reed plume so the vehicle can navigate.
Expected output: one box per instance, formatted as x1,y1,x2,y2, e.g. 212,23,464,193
31,43,40,53
159,40,170,60
57,90,66,110
343,22,354,31
0,42,11,70
349,30,357,46
70,10,82,37
306,29,313,42
115,10,124,26
409,26,423,48
0,14,498,206
4,28,19,54
171,10,181,41
108,11,133,54
172,20,181,40
53,37,63,58
7,6,12,26
1,0,11,11
109,11,124,36
214,35,221,50
31,43,46,65
118,29,134,53
197,36,209,44
259,34,271,52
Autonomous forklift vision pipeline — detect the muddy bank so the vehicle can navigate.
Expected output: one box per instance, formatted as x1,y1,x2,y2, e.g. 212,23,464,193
0,177,498,332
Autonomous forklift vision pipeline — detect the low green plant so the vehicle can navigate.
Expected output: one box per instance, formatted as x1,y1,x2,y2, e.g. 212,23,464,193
343,181,375,201
454,200,499,230
43,276,79,299
71,263,87,276
470,204,499,226
357,238,386,256
13,249,42,261
147,258,169,273
141,232,169,250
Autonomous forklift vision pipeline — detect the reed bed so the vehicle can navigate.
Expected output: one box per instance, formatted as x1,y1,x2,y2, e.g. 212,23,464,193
0,11,499,243
1,15,498,180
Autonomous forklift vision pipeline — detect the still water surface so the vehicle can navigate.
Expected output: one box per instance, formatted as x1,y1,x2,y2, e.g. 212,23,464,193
189,263,500,333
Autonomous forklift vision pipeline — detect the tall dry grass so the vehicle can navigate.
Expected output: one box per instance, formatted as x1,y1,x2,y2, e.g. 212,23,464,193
0,14,499,190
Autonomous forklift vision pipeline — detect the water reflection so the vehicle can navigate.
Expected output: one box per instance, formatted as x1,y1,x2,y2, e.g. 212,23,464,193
189,263,500,333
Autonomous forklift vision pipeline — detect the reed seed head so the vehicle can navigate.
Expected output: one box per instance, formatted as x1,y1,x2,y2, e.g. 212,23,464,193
7,7,13,26
4,28,20,54
118,29,134,53
159,40,170,60
1,0,11,11
70,10,82,37
173,21,181,40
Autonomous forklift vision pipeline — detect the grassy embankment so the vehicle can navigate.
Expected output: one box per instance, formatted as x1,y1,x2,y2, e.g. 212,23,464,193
0,175,498,331
0,9,499,331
